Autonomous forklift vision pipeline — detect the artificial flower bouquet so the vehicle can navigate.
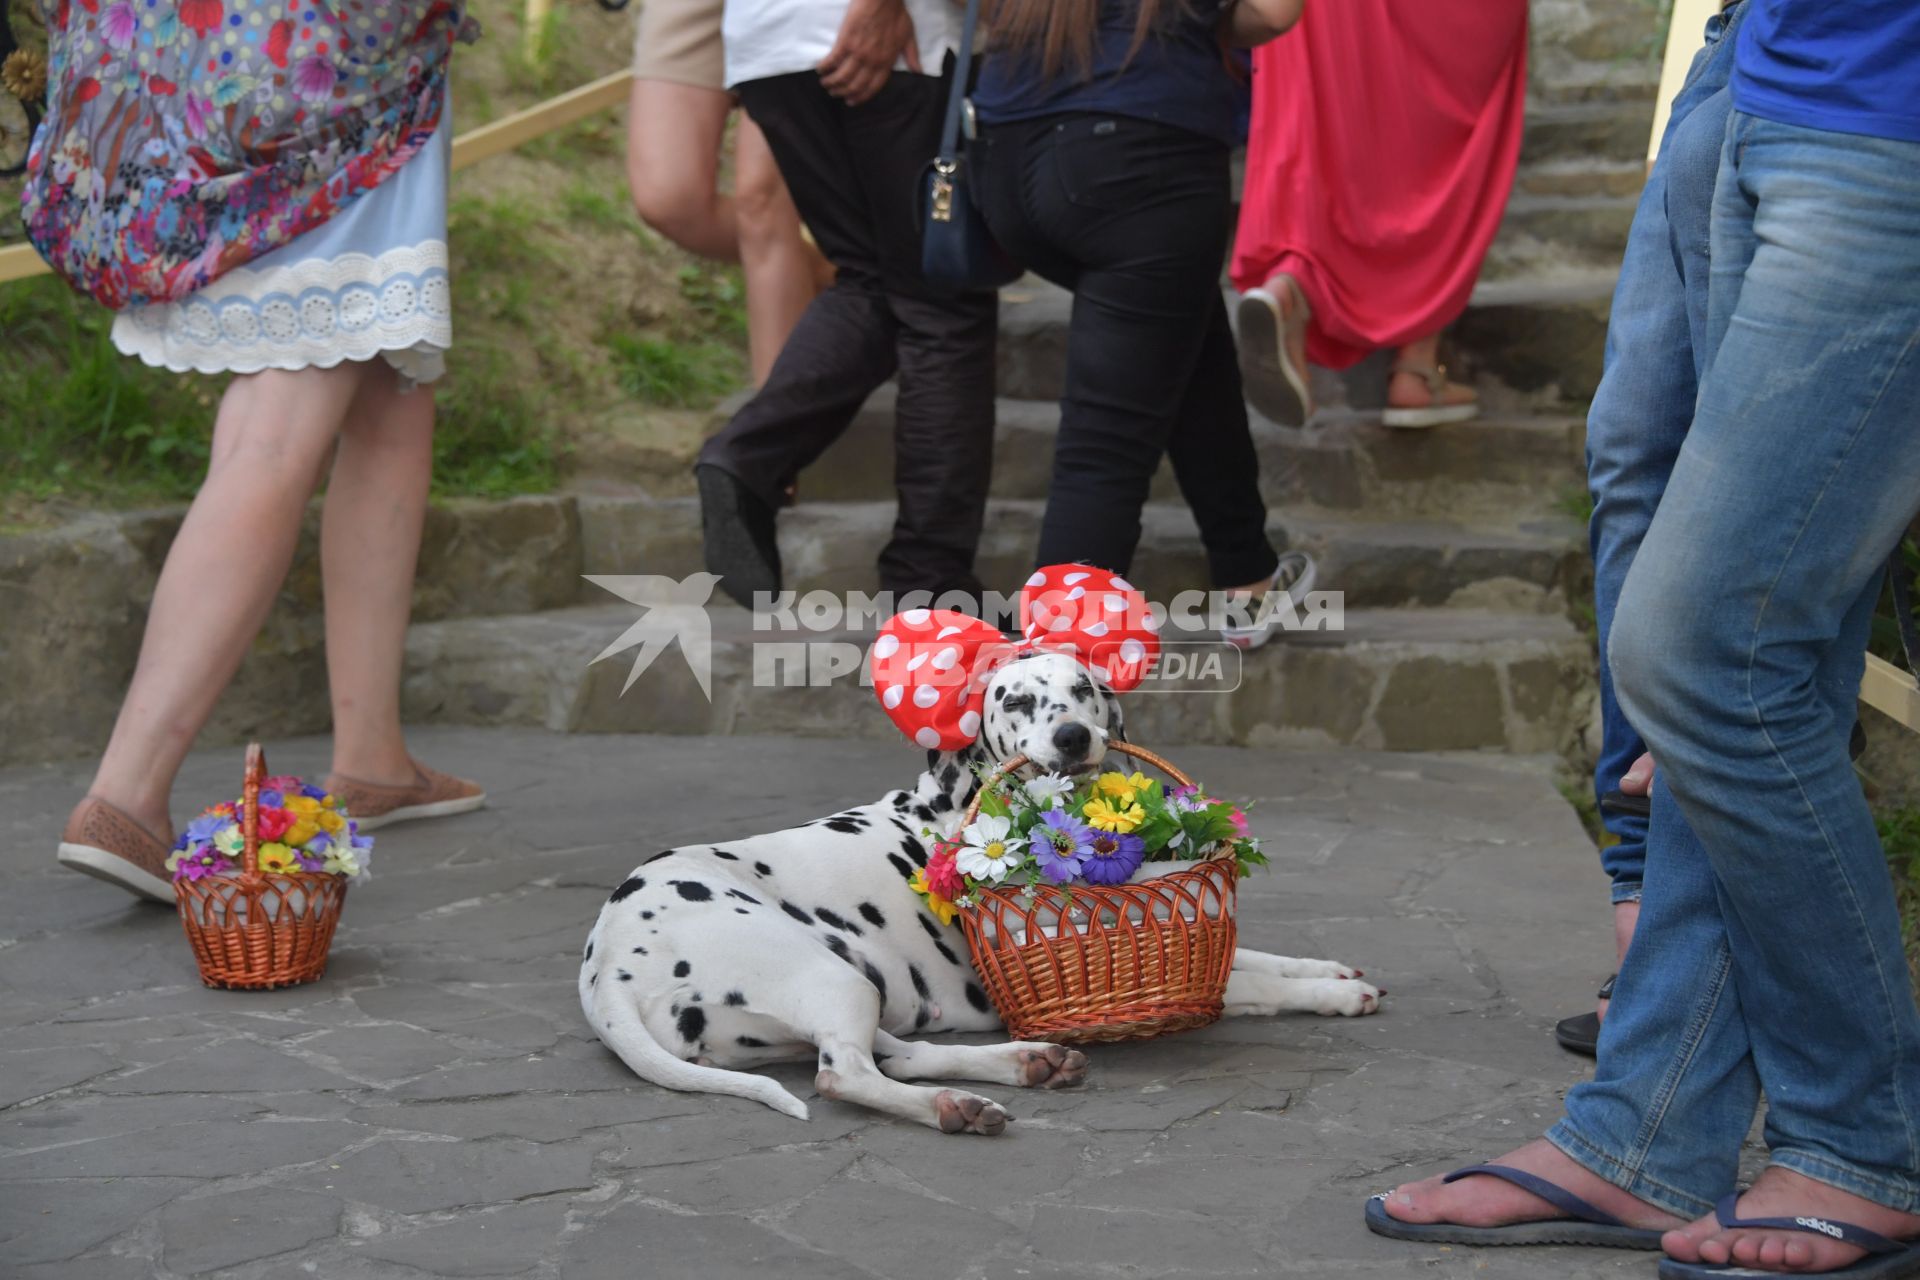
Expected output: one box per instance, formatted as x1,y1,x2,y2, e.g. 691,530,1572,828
911,768,1264,921
172,744,361,990
168,777,373,885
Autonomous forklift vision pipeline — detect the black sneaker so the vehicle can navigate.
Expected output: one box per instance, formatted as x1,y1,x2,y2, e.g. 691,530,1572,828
696,464,781,610
1554,973,1614,1058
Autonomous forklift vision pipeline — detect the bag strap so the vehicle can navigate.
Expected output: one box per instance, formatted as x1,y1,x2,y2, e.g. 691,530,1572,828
938,0,985,166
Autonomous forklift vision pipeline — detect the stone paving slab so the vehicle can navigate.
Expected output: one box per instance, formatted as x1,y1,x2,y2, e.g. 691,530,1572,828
1,728,1637,1278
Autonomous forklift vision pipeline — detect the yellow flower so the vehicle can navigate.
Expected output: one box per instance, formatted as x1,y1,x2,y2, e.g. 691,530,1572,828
286,819,320,848
318,809,346,835
1093,770,1152,806
909,867,959,926
1084,796,1144,833
284,795,322,818
257,843,299,874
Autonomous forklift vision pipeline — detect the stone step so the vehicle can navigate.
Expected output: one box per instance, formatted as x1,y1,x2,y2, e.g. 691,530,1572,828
1520,97,1655,167
999,272,1616,409
577,495,1584,611
1482,193,1638,282
1514,156,1647,200
791,390,1585,518
400,602,1593,754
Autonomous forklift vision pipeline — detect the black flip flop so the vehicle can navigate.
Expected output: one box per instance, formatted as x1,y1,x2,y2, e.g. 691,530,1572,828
1657,1193,1920,1278
1364,1163,1666,1249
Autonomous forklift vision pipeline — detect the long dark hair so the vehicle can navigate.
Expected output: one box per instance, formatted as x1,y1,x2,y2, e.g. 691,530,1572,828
983,0,1192,79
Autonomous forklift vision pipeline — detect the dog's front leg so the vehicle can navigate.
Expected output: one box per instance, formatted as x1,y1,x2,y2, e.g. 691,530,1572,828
1232,947,1364,980
1222,968,1381,1018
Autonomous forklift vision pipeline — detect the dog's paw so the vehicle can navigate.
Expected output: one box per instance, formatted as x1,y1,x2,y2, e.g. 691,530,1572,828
1016,1044,1090,1089
1317,980,1384,1017
935,1090,1011,1135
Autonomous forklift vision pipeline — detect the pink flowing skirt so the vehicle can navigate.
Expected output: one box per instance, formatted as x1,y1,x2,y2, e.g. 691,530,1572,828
1229,0,1528,370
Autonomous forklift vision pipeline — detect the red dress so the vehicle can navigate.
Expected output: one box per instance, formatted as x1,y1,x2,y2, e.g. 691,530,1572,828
1228,0,1528,370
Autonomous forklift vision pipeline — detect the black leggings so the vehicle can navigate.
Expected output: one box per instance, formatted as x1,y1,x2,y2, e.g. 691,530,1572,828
973,113,1278,588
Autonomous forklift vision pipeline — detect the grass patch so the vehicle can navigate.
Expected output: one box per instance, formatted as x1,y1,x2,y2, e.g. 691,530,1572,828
604,332,744,408
1556,484,1595,525
1876,805,1920,981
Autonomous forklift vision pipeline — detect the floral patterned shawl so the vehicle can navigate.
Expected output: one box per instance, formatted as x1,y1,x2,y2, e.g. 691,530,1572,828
21,0,474,308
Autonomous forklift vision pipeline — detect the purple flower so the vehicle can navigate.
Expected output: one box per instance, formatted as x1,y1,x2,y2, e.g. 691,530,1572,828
102,1,139,49
1080,829,1145,885
301,784,329,800
1034,810,1094,883
1168,785,1211,814
293,55,338,101
294,848,327,872
185,811,233,844
259,789,284,809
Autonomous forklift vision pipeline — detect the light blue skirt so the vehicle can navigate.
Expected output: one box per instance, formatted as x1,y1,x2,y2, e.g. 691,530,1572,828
112,114,453,387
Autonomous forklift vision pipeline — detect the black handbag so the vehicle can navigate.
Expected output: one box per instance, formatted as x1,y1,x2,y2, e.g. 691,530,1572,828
920,0,1022,291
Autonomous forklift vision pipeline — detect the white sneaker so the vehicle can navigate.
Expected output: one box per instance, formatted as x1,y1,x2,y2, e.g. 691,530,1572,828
1219,552,1318,651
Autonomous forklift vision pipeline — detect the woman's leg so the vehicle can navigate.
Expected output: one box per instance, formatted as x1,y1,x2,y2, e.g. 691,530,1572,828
733,115,827,385
320,363,435,784
1386,331,1477,412
625,78,738,263
84,365,369,834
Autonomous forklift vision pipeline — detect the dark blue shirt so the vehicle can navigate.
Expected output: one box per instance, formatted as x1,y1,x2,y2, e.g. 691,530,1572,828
972,1,1247,147
1732,0,1920,142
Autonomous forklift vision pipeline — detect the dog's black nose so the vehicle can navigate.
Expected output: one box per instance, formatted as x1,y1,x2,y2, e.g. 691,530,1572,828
1052,723,1092,760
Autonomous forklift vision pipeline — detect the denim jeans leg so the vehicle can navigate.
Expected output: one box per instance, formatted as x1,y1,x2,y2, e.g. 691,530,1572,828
1608,114,1920,1212
1585,4,1742,902
1550,771,1762,1218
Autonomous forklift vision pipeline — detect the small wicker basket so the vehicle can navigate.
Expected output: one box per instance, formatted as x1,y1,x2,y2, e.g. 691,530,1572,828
956,743,1238,1044
174,743,350,990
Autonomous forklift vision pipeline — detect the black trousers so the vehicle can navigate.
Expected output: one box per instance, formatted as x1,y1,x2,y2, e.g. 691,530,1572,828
973,113,1278,588
698,71,998,598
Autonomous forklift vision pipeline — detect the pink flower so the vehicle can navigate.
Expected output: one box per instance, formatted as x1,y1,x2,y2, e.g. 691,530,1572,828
102,1,138,49
1228,807,1250,838
182,93,212,141
293,55,337,101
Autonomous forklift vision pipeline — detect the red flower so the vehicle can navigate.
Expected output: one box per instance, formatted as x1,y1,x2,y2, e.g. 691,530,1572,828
254,807,293,842
73,77,100,103
180,0,223,39
926,844,965,901
148,75,177,95
266,19,292,69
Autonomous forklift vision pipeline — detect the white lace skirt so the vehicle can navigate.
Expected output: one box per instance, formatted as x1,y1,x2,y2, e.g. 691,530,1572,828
111,114,453,387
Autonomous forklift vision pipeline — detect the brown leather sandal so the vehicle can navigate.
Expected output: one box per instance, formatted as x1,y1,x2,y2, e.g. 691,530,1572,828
325,760,486,832
1383,361,1480,428
58,797,176,903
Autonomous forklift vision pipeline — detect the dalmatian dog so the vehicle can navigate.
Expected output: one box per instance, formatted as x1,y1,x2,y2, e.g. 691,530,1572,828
579,650,1383,1136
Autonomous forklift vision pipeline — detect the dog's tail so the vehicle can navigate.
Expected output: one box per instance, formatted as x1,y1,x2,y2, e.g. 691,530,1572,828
590,983,809,1120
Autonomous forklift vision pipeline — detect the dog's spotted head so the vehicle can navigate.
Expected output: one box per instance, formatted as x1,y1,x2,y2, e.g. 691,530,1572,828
977,649,1125,776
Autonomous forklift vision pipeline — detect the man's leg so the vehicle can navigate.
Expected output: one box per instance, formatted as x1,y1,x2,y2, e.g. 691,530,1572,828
1584,3,1743,953
834,71,998,599
1615,113,1920,1247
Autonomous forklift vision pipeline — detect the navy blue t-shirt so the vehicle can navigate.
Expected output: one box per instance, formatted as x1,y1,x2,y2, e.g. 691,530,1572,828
972,1,1247,147
1732,0,1920,142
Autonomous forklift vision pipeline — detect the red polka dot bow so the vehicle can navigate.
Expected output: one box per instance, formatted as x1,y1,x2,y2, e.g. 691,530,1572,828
869,565,1161,750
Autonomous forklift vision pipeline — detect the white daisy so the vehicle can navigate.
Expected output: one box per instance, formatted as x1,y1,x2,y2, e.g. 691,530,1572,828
956,815,1027,883
1022,773,1075,810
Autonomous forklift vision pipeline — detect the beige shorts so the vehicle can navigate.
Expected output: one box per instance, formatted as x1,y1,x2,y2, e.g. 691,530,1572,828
630,0,726,91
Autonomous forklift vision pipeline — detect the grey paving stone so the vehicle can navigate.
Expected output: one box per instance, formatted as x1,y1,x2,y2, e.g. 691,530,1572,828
159,1185,343,1275
0,727,1632,1279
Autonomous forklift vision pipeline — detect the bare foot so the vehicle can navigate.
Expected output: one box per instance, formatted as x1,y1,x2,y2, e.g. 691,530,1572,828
1381,1138,1687,1232
1662,1166,1920,1273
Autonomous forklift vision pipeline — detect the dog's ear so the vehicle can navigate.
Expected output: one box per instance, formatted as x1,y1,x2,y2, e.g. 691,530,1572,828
1100,687,1127,744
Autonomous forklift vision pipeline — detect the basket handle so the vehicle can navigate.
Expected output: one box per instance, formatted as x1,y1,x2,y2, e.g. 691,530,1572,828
956,742,1232,862
240,741,268,879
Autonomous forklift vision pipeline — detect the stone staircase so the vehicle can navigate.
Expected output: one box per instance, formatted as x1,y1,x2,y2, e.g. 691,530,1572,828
396,8,1664,757
0,0,1658,768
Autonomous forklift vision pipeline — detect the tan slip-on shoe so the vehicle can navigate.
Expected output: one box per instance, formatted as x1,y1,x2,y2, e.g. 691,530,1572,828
57,797,176,903
325,760,486,832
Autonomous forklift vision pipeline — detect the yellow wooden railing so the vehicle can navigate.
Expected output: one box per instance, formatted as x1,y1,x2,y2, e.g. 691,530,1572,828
0,67,635,286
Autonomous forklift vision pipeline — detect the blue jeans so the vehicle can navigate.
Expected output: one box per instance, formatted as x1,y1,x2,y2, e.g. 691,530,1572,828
1586,3,1743,902
1549,113,1920,1217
